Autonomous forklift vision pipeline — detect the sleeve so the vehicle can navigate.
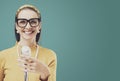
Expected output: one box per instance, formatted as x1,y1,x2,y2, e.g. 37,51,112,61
0,53,5,81
48,51,57,81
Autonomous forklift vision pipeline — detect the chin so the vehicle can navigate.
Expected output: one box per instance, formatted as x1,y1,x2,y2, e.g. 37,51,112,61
24,34,35,38
22,35,36,40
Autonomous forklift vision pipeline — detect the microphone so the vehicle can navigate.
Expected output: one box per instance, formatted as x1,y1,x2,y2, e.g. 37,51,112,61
21,46,31,81
21,46,31,57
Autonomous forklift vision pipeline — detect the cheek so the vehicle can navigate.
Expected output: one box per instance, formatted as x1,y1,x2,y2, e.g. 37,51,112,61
19,28,24,32
16,27,24,33
34,27,40,32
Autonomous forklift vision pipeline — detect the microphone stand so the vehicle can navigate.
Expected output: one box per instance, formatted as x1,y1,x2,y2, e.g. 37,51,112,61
24,71,28,81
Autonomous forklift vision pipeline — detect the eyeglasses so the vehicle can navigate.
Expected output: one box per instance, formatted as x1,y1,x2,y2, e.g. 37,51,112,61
16,18,41,28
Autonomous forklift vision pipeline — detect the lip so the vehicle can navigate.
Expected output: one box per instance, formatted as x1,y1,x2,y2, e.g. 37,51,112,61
24,31,34,35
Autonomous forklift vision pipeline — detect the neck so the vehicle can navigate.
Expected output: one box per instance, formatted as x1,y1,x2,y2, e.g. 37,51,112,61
18,39,37,47
17,39,39,58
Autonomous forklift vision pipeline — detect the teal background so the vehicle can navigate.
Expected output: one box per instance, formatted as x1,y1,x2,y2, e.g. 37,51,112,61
0,0,120,81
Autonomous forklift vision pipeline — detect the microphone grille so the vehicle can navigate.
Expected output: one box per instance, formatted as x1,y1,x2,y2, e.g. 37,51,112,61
21,46,31,56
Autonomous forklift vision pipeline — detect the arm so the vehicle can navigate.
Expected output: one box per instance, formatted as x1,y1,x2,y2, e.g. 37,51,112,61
47,53,57,81
0,54,5,81
0,68,4,81
40,52,57,81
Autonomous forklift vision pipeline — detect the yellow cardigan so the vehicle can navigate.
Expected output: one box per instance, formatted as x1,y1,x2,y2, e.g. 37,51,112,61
0,44,57,81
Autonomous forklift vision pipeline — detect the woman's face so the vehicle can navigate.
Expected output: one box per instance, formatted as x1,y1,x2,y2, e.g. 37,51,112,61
16,9,41,41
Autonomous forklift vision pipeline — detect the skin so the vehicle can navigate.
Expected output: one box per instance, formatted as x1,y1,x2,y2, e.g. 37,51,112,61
16,9,50,80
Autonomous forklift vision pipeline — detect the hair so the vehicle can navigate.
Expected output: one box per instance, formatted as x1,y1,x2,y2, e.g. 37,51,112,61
15,4,41,43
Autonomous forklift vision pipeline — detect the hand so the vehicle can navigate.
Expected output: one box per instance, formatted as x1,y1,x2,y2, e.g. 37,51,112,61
17,55,50,80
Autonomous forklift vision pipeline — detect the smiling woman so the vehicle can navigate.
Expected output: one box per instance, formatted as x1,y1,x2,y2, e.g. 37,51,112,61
0,4,57,81
15,5,41,43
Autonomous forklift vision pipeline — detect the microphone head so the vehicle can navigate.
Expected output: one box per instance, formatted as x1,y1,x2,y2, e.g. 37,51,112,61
21,46,31,56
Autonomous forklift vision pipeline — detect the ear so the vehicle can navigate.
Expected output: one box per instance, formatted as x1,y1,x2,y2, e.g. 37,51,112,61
39,22,42,29
37,23,41,33
15,24,19,33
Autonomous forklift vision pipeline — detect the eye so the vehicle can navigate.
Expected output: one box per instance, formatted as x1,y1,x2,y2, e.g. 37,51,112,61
30,20,37,24
17,19,27,27
30,19,39,26
18,20,26,24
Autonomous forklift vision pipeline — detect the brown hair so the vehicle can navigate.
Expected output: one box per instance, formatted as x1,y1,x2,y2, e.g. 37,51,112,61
15,4,41,42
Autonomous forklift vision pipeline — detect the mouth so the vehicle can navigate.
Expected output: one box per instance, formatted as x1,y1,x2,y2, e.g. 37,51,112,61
24,31,35,35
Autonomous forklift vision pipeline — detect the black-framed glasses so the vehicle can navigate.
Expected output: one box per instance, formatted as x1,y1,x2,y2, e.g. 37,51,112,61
16,18,41,28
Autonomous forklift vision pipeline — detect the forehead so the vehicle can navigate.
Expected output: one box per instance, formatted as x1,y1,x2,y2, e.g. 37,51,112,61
17,9,38,19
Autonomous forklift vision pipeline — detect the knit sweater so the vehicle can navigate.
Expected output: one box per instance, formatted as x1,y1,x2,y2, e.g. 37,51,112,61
0,44,57,81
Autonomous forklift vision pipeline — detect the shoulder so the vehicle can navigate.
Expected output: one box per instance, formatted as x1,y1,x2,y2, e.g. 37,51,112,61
0,46,16,57
39,46,57,59
0,46,15,67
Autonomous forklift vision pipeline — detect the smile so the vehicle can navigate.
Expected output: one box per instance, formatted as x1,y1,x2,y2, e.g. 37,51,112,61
24,31,34,35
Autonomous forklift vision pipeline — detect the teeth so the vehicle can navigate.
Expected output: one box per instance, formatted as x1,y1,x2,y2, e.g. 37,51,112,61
24,31,32,34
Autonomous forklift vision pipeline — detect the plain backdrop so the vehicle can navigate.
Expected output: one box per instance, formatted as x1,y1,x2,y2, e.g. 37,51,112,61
0,0,120,81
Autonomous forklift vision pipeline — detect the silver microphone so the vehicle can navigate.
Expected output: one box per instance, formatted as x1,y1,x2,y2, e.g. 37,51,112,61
21,46,31,81
21,46,31,57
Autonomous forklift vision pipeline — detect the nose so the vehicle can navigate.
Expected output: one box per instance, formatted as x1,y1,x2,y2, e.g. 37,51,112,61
25,22,32,29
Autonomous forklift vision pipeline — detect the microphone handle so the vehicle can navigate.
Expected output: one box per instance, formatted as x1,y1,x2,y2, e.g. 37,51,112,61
24,71,28,81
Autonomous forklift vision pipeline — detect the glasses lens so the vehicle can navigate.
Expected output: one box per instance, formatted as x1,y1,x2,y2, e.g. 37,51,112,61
16,18,40,28
30,19,39,27
17,19,27,27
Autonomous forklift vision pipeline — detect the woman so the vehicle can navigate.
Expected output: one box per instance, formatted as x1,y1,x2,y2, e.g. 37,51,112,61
0,4,57,81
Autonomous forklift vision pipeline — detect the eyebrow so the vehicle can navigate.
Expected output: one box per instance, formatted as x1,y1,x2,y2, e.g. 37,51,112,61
17,18,39,20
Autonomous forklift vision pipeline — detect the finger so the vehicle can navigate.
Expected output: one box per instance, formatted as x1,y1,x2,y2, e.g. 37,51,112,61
30,62,37,67
27,66,36,73
17,59,31,69
17,58,26,63
18,57,31,64
19,55,30,61
27,57,36,63
18,63,30,72
17,59,30,66
18,63,27,68
20,56,35,63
